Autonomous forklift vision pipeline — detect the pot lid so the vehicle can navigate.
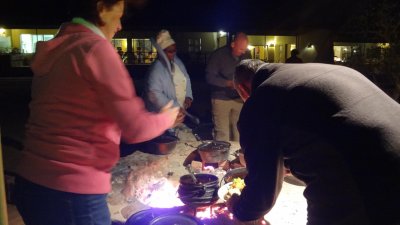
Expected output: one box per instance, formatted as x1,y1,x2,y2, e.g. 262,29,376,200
149,214,201,225
197,140,231,151
125,209,156,225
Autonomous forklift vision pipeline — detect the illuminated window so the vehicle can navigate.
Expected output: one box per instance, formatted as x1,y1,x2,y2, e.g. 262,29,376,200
133,39,156,64
20,34,54,53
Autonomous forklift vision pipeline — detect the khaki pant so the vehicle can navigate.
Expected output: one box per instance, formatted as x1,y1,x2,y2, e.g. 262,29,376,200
211,98,243,142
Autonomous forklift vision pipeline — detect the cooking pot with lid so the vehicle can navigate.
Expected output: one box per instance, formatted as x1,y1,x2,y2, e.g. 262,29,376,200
144,135,179,155
125,208,201,225
196,140,231,163
183,140,231,166
178,173,219,207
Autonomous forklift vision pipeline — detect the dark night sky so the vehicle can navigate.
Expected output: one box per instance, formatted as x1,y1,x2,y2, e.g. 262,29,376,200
0,0,366,33
122,0,366,32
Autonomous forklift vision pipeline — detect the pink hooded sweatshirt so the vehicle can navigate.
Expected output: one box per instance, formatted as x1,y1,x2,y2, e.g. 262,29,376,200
17,23,173,194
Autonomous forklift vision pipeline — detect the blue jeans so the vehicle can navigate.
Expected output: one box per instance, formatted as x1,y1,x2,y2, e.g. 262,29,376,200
14,176,111,225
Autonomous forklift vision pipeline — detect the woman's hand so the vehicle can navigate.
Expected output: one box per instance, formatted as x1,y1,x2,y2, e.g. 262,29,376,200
160,101,180,128
183,97,193,109
173,108,185,127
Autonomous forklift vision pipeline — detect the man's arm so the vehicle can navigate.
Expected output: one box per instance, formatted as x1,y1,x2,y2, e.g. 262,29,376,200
232,93,284,221
205,51,232,87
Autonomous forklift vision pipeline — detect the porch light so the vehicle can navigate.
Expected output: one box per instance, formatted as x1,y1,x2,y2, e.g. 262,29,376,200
266,41,276,47
219,31,227,37
0,28,6,37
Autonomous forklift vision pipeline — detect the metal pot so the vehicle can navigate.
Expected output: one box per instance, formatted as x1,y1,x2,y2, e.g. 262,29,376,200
182,141,231,166
178,173,219,206
196,141,231,163
145,135,178,155
125,208,201,225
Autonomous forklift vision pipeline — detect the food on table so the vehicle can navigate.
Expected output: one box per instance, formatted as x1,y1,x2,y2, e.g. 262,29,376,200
224,177,245,200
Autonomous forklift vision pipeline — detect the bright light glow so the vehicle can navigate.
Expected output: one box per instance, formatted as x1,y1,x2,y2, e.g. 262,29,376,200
0,28,6,37
266,41,276,47
137,178,184,208
196,206,216,219
219,31,227,37
247,45,255,50
264,182,307,225
334,56,344,62
378,42,390,48
290,44,297,51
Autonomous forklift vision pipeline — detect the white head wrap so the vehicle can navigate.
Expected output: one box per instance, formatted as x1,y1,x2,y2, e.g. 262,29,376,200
156,29,175,49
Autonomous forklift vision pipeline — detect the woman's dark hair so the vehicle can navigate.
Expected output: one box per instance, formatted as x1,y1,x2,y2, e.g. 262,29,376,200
68,0,124,25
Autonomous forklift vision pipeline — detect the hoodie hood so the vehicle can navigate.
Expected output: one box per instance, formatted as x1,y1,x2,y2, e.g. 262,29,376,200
151,37,175,73
31,23,101,77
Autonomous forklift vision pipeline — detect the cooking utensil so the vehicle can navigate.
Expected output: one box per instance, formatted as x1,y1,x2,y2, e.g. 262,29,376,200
125,208,194,225
182,110,200,125
149,214,201,225
183,140,231,166
125,209,156,225
145,135,178,155
192,132,204,143
178,173,219,207
197,141,231,163
182,148,201,167
185,164,198,184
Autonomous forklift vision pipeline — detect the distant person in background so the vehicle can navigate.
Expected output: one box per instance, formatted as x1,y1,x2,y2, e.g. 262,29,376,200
205,32,251,142
285,49,303,63
227,59,400,225
143,29,193,133
117,46,124,58
13,1,179,225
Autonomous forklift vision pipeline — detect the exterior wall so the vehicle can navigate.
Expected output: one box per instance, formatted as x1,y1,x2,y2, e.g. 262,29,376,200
1,27,307,65
10,29,58,51
298,29,334,63
248,35,297,63
172,32,217,54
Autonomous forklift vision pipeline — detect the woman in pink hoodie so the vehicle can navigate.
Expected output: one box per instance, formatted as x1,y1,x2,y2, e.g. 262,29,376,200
14,0,178,224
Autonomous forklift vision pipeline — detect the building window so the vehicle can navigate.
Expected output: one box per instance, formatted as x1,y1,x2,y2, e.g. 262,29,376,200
188,38,201,53
112,38,128,62
20,34,54,53
133,39,156,64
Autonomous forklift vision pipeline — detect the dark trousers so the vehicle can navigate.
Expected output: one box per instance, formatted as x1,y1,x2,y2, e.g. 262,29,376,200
14,176,111,225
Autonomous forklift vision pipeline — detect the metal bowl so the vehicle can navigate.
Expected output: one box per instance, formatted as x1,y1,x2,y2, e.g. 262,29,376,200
178,173,220,207
197,141,231,163
145,135,178,155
